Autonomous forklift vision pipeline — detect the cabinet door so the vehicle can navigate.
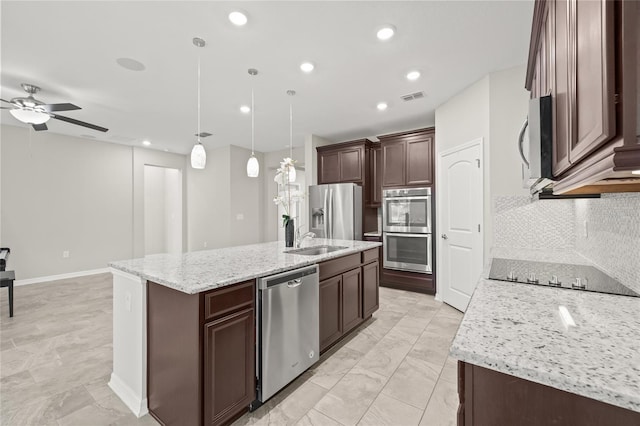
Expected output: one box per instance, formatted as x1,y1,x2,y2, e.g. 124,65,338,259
319,276,342,352
382,141,406,187
204,308,255,426
342,268,363,334
371,146,382,206
339,148,363,182
551,0,572,176
362,261,379,318
406,136,433,186
318,151,341,184
569,0,616,164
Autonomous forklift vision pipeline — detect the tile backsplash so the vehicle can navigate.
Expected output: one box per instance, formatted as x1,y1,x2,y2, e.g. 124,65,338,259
493,193,640,293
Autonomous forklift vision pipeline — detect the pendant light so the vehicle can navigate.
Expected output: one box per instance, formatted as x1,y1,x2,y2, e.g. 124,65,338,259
246,69,260,177
287,90,296,183
190,37,206,169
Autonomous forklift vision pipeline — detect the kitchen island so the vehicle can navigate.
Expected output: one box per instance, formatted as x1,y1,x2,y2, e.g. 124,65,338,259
108,238,381,426
451,274,640,425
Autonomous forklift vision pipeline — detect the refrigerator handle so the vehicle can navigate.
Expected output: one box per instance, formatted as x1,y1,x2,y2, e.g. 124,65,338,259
328,189,334,239
323,188,329,239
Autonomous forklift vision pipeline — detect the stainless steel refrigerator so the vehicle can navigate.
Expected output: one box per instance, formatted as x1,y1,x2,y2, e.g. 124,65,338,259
309,183,362,240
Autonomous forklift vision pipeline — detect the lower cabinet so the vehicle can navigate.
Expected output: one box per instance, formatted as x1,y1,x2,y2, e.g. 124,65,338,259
458,361,640,426
203,308,255,426
148,280,255,426
319,248,380,353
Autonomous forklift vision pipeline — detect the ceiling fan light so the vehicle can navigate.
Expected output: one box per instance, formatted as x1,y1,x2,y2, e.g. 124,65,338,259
191,142,206,169
10,108,50,125
247,155,260,177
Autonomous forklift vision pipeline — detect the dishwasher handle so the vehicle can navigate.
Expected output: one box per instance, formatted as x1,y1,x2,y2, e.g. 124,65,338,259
287,279,302,288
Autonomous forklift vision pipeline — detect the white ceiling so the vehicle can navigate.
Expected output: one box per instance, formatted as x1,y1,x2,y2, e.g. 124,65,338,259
1,1,534,154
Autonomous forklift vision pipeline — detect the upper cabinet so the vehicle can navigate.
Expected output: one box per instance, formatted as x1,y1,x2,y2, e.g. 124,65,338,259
379,128,435,188
317,140,369,185
370,144,383,206
526,0,640,194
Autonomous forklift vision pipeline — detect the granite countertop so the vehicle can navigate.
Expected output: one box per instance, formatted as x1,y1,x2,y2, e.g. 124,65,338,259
450,276,640,413
109,238,381,294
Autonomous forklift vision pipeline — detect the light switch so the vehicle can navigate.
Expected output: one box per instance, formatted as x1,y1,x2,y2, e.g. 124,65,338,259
236,213,244,220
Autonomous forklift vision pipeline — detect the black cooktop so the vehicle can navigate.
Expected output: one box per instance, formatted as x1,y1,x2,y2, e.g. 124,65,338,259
489,258,639,298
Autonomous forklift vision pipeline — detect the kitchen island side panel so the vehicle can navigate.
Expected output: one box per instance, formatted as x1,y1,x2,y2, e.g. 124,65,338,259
148,281,202,426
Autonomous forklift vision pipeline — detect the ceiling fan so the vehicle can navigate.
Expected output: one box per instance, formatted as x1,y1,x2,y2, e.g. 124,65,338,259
1,83,108,132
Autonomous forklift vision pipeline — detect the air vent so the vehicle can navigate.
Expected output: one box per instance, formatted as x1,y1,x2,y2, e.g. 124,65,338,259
195,132,213,138
401,91,425,102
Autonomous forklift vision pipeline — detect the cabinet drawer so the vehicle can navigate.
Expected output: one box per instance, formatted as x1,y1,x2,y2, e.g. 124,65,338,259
362,248,379,264
319,253,360,281
204,280,255,322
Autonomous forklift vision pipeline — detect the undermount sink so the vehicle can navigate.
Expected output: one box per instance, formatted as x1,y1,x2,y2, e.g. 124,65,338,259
285,245,348,256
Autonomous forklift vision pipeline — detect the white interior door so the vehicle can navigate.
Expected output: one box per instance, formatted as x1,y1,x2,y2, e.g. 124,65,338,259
438,139,483,312
144,165,182,255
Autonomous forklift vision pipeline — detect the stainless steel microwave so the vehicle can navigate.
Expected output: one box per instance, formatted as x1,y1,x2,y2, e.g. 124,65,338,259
519,95,554,193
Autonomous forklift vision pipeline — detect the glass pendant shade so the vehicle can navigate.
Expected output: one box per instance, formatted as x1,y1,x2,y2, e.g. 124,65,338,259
191,142,206,169
10,109,50,125
247,154,259,177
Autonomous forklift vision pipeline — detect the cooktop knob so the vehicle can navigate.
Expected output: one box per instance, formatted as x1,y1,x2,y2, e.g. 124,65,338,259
507,271,517,281
549,275,561,287
527,272,539,284
571,277,586,290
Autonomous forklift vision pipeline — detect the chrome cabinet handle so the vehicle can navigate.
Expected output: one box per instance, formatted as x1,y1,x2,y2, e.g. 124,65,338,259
441,234,448,240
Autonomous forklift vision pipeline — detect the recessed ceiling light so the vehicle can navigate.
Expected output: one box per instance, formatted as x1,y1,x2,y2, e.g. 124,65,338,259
300,62,315,73
142,140,151,146
229,11,247,26
240,105,251,114
406,70,421,81
377,102,388,111
376,25,396,41
632,170,640,175
116,58,146,71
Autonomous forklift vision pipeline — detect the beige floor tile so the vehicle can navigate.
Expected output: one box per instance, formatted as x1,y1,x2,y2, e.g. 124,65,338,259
439,357,459,384
358,393,423,426
309,345,363,389
83,374,115,401
258,380,328,425
420,379,458,426
410,330,455,367
56,402,128,426
314,366,388,426
381,355,441,410
295,408,342,426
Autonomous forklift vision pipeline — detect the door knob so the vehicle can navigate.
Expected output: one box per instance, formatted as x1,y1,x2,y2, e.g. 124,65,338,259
441,234,448,240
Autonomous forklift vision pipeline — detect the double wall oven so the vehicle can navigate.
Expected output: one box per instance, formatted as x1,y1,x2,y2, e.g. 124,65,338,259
382,188,432,274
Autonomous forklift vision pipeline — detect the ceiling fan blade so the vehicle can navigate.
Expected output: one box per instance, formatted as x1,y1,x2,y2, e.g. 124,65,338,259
40,103,81,112
0,107,13,110
1,99,15,105
52,114,108,132
32,123,48,131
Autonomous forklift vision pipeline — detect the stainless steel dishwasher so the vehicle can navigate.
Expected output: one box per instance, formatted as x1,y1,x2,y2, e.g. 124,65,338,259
256,264,319,403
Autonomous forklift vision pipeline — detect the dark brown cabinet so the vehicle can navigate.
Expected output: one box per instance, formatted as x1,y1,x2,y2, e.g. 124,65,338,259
203,308,255,426
379,128,434,188
526,0,640,194
317,140,368,185
362,260,379,318
319,275,343,350
370,144,382,206
318,249,380,353
147,280,255,426
458,361,640,426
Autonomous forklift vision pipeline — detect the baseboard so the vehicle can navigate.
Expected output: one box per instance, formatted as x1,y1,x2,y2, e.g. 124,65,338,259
14,268,110,286
108,372,149,418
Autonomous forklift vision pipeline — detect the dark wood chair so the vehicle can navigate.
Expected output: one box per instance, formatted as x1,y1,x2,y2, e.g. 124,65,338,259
0,270,14,317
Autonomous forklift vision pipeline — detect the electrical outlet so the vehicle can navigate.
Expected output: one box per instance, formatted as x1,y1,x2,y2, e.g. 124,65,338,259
236,213,244,221
203,241,208,248
63,250,70,258
125,292,132,311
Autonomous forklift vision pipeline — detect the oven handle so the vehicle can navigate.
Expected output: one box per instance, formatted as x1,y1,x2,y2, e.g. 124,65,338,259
382,196,430,201
384,232,430,238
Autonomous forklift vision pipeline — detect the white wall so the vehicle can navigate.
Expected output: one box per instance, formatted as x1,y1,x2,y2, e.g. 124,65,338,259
1,125,134,279
229,145,264,246
435,65,529,260
305,134,333,187
144,165,167,255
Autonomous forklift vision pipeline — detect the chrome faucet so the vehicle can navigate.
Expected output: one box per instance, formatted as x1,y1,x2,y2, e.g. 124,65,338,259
295,229,316,248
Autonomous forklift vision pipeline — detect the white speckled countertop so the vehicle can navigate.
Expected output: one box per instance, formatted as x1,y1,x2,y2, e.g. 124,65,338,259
451,275,640,413
109,238,381,294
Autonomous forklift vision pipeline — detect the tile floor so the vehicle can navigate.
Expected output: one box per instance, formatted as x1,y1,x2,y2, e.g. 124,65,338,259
0,273,463,426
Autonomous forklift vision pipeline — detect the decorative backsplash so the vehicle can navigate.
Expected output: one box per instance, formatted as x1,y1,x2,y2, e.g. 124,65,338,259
493,193,640,293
